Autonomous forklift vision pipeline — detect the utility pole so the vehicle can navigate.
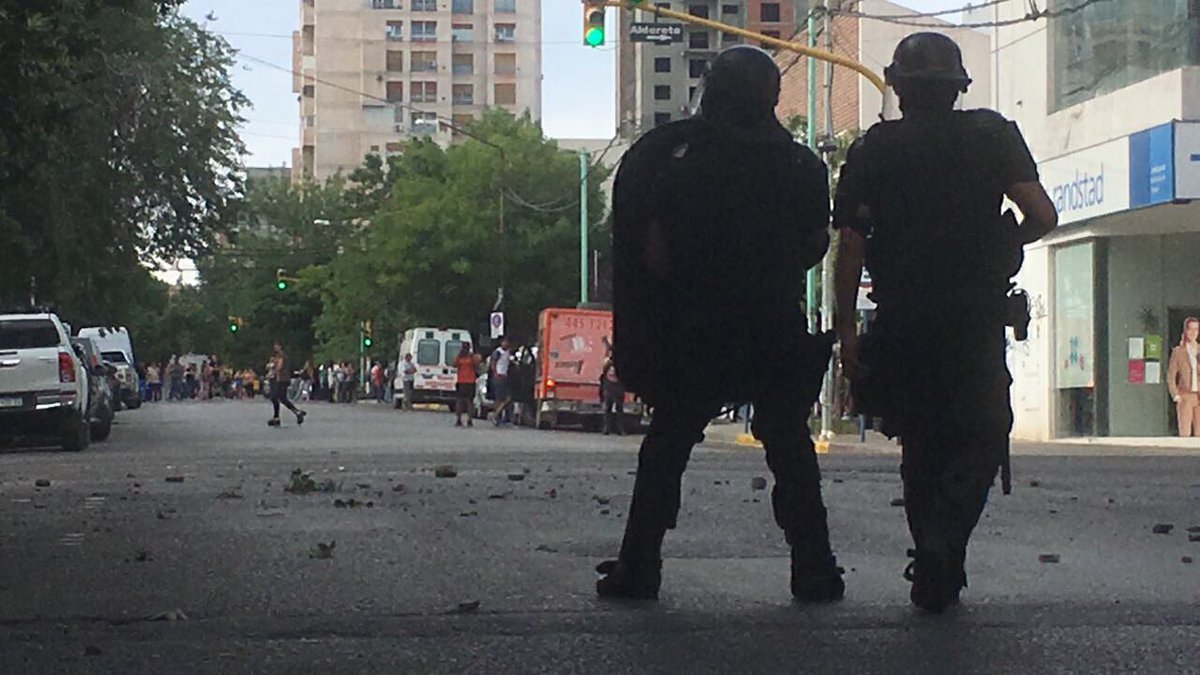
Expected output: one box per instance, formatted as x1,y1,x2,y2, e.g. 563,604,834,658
579,149,590,306
805,6,819,335
819,1,836,441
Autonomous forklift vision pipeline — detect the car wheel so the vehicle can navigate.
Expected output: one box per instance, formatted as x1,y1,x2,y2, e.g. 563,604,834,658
125,393,142,410
62,412,90,452
90,410,113,442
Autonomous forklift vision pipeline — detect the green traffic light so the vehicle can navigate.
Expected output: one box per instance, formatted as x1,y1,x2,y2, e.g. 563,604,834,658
229,324,238,333
585,27,604,47
276,280,287,291
363,337,373,348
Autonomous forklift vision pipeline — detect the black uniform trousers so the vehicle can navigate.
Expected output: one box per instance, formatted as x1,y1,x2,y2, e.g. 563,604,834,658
617,379,832,564
870,308,1012,577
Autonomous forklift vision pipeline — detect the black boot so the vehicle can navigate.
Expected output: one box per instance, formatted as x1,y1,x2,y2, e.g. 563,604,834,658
790,539,845,603
595,559,662,600
904,544,966,613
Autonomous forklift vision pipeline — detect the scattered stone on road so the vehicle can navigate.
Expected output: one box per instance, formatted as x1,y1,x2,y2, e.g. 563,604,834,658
750,477,768,491
309,541,336,559
1152,523,1174,535
165,476,185,483
507,473,525,481
217,489,243,500
1029,480,1041,487
84,645,102,656
890,498,906,507
1183,556,1194,564
451,600,481,614
34,479,50,488
592,495,611,505
1188,534,1200,542
1039,554,1061,564
148,609,188,622
1186,525,1200,533
434,465,458,478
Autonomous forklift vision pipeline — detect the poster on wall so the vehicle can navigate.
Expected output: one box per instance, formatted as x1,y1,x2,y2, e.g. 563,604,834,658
1128,337,1144,360
1127,359,1146,384
1054,243,1095,389
1144,335,1163,360
1145,361,1162,385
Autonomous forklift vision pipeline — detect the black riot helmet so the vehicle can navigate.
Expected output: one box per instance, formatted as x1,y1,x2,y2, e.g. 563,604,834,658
696,45,782,127
884,32,971,93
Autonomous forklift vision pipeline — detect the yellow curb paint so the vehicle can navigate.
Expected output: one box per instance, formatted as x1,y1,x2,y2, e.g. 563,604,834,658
734,433,762,448
814,439,831,454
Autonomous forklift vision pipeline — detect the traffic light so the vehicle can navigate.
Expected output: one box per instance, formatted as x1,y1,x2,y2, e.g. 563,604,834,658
275,268,288,291
227,316,243,333
583,1,605,47
362,320,374,348
276,279,288,291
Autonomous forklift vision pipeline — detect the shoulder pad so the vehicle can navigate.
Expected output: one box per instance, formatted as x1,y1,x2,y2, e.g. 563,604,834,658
959,108,1011,131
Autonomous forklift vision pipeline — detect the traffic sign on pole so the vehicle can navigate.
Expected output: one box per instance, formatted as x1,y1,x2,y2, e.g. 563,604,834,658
490,312,505,339
629,22,683,44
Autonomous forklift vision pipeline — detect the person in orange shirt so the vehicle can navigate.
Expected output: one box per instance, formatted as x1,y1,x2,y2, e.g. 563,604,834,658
453,342,481,427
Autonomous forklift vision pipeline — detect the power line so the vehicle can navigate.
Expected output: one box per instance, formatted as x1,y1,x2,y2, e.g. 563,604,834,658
236,51,620,213
213,30,610,47
832,0,1114,29
839,0,1006,20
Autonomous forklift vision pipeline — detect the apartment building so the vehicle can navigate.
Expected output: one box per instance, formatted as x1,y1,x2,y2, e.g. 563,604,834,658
292,0,542,182
615,1,810,140
774,0,991,137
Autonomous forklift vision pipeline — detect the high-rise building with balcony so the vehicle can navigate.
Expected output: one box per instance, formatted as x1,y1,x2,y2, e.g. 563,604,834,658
292,0,542,182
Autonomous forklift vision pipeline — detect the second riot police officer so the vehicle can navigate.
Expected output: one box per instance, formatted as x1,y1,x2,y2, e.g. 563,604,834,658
833,33,1058,612
599,46,844,603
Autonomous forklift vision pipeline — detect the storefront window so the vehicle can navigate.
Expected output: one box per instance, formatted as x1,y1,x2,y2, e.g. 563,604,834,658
1054,241,1099,436
1049,0,1200,112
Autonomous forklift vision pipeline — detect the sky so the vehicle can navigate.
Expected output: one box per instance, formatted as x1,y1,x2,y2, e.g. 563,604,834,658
180,0,974,168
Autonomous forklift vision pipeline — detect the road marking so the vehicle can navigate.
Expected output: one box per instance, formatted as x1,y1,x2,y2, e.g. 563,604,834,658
83,496,106,510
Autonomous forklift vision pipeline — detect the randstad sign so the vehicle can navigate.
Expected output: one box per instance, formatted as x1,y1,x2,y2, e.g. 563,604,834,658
1040,137,1129,226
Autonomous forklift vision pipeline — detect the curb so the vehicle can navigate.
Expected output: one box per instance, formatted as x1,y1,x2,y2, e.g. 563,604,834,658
724,433,829,455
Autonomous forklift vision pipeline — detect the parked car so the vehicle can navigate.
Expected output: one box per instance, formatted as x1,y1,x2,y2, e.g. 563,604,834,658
70,336,116,442
0,312,91,451
77,326,141,409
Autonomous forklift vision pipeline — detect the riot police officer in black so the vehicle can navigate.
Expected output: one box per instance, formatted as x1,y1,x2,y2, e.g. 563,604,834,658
833,33,1058,612
599,46,844,603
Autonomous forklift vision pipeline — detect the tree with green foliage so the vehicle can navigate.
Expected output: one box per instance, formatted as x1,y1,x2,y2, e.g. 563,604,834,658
310,110,610,359
0,0,246,320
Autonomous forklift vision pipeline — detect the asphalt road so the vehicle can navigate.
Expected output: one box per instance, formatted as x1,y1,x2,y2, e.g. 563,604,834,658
1,399,1197,674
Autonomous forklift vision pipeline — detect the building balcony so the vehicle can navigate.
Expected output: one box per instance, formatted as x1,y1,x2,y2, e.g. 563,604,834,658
301,0,313,27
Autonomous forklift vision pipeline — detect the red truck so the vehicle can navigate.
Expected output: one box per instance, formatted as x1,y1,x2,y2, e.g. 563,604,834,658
531,307,642,430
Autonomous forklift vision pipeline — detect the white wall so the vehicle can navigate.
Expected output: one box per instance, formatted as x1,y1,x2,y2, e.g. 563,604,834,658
991,2,1195,163
1008,244,1053,440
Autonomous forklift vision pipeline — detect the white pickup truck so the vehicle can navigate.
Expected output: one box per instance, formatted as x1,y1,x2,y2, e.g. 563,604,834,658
0,313,91,451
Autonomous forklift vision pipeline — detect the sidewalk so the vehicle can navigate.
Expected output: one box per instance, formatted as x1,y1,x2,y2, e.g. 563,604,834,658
702,420,1200,457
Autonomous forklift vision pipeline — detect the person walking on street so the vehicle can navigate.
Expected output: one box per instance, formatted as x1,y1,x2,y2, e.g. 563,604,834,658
1166,317,1200,437
833,33,1058,612
371,361,384,403
490,338,513,426
267,340,307,427
400,353,417,411
453,343,481,427
599,46,842,603
601,352,626,436
167,356,184,402
146,363,162,402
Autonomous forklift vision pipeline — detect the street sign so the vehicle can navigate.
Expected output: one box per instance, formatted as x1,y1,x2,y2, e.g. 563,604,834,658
629,22,684,44
490,312,505,339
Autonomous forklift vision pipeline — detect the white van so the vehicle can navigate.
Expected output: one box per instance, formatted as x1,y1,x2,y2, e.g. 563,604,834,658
394,327,473,408
77,326,141,409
